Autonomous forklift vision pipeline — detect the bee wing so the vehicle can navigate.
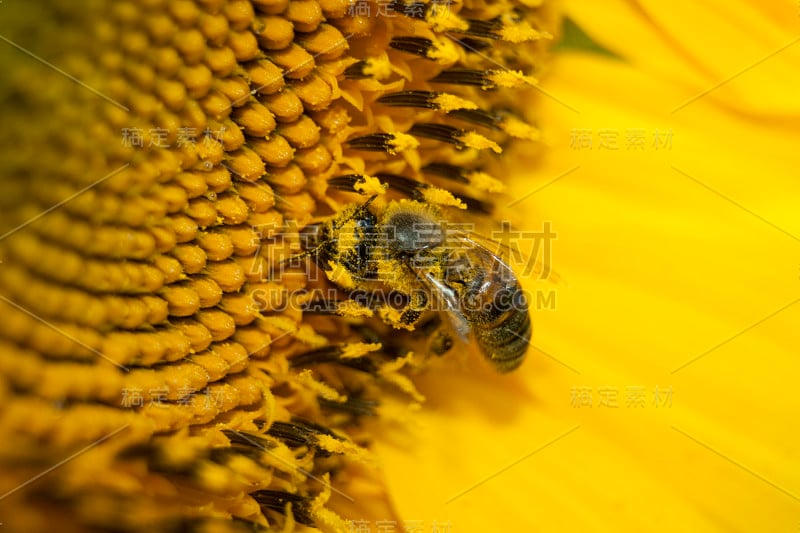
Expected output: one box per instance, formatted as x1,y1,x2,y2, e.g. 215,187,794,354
444,232,518,281
422,272,471,341
453,230,562,285
452,230,516,265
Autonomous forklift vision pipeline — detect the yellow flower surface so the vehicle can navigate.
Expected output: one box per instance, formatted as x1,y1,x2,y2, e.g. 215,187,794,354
3,0,798,531
375,1,800,531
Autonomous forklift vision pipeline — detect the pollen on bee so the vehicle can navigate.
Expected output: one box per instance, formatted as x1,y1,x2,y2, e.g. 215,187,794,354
336,300,374,317
378,306,413,330
325,261,357,290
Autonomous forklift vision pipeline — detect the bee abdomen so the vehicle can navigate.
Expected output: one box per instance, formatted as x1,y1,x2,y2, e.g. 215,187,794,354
473,306,531,373
462,280,530,372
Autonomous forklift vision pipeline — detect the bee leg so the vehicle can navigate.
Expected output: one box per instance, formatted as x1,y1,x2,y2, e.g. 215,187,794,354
429,328,454,356
391,313,453,357
353,325,383,345
398,307,422,327
385,288,428,330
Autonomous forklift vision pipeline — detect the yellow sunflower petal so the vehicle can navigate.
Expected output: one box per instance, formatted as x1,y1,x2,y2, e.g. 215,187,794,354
566,0,800,116
375,44,800,532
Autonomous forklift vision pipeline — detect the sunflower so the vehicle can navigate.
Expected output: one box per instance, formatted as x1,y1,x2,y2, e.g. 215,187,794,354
2,1,798,532
374,1,800,531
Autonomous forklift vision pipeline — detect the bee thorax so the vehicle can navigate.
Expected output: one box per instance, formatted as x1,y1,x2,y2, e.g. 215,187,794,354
384,212,445,255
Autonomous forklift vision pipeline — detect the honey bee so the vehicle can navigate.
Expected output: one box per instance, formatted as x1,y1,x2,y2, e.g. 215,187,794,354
301,194,531,372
